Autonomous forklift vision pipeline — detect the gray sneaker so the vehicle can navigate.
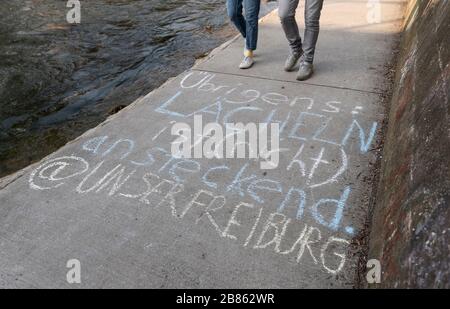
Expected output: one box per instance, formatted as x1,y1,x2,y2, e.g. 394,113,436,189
239,56,254,69
296,61,314,81
284,51,303,72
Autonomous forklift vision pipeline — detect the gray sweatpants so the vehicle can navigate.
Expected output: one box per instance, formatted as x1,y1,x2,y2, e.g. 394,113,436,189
278,0,324,63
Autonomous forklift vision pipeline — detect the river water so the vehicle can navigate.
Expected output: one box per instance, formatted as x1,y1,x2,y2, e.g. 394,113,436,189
0,0,276,177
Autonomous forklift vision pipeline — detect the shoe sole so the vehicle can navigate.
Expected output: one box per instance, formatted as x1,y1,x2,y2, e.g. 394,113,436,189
296,71,313,81
284,66,297,72
239,63,254,69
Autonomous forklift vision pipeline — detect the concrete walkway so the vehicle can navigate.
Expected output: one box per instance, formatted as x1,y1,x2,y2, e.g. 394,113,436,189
0,0,405,288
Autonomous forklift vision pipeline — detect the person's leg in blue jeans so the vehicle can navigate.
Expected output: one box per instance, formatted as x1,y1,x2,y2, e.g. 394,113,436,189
243,0,260,51
227,0,261,69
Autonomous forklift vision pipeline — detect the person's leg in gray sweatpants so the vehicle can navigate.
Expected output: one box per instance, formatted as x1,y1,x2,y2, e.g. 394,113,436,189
278,0,324,79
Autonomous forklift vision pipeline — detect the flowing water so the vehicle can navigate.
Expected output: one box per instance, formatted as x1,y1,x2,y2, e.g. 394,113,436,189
0,0,275,177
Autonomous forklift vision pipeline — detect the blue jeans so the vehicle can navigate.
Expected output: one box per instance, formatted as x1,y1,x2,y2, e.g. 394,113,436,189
227,0,261,51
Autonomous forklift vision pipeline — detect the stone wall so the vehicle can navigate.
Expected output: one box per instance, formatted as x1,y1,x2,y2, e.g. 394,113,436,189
369,0,450,288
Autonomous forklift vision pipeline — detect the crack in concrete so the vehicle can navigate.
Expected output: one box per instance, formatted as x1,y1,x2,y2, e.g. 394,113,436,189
192,68,384,96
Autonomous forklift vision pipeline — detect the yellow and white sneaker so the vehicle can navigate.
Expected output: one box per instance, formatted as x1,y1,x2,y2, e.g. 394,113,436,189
239,49,254,69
